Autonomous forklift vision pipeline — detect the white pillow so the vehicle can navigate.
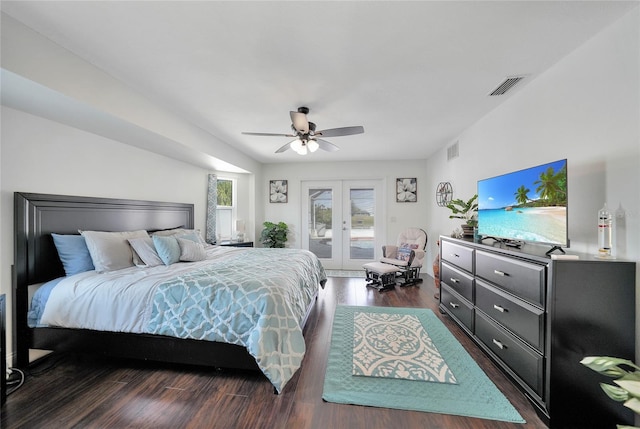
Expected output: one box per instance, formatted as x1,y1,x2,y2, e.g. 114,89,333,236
152,228,207,245
128,236,163,267
150,228,190,237
81,230,149,272
177,237,207,262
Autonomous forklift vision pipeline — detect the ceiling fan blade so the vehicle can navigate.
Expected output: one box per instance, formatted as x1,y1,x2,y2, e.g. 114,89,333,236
316,139,340,152
242,132,296,137
290,111,309,134
316,126,364,138
275,140,297,153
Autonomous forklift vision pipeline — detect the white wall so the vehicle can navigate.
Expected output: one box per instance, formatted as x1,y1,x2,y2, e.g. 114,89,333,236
425,8,639,350
261,160,428,249
0,106,257,362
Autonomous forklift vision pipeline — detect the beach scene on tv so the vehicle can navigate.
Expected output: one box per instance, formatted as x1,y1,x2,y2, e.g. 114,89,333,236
477,159,567,245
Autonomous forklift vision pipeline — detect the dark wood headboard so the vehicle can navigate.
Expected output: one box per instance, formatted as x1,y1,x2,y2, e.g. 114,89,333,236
13,192,195,363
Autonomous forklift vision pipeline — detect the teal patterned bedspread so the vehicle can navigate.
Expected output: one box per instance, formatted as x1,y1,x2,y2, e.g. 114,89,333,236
146,248,326,393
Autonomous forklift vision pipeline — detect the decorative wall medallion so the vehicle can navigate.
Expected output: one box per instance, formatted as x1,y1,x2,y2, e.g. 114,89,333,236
436,182,453,207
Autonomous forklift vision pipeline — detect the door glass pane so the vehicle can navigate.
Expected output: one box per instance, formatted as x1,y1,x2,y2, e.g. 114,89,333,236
350,188,374,259
308,188,332,259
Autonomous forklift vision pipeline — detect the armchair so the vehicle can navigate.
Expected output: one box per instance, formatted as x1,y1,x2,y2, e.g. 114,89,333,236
363,227,427,291
380,227,427,286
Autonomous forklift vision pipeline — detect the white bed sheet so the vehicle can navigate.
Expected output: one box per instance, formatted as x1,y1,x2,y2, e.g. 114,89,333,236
40,246,244,332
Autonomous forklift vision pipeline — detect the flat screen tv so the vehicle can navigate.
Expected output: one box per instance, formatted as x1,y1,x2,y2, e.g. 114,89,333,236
477,159,568,254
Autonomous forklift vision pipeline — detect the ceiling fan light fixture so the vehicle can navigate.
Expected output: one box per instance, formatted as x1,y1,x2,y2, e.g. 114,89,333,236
307,139,319,153
296,144,308,155
290,139,303,152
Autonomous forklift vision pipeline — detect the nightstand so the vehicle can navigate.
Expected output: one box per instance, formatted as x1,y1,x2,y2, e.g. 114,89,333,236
219,241,254,248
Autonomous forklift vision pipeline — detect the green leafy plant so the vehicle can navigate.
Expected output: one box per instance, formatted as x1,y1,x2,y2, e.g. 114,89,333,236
446,194,478,227
260,221,289,248
581,356,640,429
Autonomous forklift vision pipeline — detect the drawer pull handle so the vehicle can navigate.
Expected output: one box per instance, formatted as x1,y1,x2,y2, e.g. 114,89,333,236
494,269,508,277
450,253,460,258
493,304,507,313
449,302,460,309
450,278,460,284
492,339,507,350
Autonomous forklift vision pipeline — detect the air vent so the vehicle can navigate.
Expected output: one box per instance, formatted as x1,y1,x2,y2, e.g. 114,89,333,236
489,75,526,96
447,141,459,161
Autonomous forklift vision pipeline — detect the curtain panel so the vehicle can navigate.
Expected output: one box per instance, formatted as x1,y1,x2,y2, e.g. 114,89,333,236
206,173,217,244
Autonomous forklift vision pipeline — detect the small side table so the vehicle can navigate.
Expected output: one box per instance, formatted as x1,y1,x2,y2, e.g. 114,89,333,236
219,241,254,248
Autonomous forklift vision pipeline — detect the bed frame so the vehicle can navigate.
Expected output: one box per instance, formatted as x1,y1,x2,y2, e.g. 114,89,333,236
13,192,317,376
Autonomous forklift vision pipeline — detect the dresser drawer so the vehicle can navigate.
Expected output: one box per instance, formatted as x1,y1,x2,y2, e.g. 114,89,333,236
475,311,544,397
476,280,544,351
441,240,474,273
440,284,474,332
476,251,545,306
441,262,474,302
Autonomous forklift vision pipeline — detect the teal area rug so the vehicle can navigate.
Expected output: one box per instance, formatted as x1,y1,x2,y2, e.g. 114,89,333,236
323,305,525,423
325,270,366,278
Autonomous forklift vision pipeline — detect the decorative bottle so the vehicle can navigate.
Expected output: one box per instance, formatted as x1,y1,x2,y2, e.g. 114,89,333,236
597,203,613,258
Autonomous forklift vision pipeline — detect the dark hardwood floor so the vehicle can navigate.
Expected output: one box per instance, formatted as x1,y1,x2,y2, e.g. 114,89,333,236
1,275,548,429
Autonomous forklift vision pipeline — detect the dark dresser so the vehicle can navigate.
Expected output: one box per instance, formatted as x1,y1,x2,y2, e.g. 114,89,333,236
439,236,636,428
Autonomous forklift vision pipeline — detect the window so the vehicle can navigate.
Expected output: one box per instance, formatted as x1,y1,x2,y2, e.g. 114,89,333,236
216,178,236,240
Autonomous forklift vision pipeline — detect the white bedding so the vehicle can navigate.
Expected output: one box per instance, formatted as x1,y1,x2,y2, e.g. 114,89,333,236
41,246,244,331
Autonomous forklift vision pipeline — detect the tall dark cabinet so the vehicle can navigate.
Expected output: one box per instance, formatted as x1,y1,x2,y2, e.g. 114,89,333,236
439,236,636,428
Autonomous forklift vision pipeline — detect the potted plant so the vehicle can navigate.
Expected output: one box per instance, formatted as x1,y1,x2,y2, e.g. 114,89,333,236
260,221,289,248
581,356,640,429
446,194,478,237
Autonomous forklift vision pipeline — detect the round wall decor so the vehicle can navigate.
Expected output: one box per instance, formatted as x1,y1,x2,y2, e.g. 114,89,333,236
436,182,453,207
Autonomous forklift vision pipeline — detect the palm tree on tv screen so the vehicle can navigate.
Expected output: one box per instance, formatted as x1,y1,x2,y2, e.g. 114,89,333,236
514,185,530,206
533,165,567,206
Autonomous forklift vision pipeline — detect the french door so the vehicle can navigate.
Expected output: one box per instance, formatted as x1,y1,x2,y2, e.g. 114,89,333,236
302,180,383,270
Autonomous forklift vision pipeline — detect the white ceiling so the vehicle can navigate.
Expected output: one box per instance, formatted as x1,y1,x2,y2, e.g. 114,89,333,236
1,1,637,165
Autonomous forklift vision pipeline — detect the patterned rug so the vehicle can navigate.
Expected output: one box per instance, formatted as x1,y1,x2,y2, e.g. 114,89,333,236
352,311,457,383
323,305,525,423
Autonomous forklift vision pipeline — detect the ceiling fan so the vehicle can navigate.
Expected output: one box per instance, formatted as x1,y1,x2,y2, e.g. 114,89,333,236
242,106,364,155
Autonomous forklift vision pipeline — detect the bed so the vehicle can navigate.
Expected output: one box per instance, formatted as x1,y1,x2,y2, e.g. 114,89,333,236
13,192,326,393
